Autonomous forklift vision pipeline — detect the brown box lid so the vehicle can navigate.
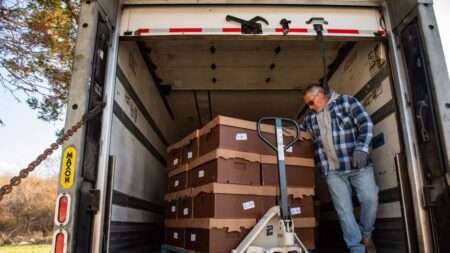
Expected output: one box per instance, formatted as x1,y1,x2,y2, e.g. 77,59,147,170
260,155,314,167
190,149,260,169
164,188,192,201
199,115,313,139
168,163,189,178
165,218,315,229
192,183,315,199
167,130,199,153
165,218,256,232
164,183,315,201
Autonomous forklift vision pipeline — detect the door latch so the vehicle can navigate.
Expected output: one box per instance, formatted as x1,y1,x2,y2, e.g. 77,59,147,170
226,15,269,34
280,18,291,35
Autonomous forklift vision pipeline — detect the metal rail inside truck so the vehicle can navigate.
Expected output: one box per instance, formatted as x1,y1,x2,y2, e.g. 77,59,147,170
50,1,450,253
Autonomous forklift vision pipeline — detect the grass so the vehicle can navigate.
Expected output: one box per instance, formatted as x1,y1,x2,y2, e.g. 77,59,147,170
0,244,51,253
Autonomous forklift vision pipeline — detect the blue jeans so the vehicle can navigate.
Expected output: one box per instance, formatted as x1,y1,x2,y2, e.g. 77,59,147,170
325,166,379,253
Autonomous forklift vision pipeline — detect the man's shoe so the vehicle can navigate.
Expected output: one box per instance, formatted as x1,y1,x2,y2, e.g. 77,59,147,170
362,237,377,253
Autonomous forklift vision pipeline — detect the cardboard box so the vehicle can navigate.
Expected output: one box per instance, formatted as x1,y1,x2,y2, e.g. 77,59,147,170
185,227,250,253
165,227,185,248
189,149,261,188
261,155,315,188
283,138,314,158
165,200,178,219
167,129,199,170
194,192,276,218
177,197,193,219
295,227,316,249
181,130,199,165
165,218,255,253
199,116,313,157
283,195,315,218
292,218,316,249
166,148,182,171
168,171,189,193
164,188,192,202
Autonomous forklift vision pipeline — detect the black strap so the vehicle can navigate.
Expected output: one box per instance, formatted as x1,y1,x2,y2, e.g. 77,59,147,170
314,24,330,94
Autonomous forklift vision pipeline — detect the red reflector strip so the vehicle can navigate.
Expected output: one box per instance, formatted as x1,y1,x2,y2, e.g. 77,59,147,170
57,196,68,223
139,28,150,33
327,29,359,34
222,28,241,32
275,28,308,33
55,232,65,253
169,28,202,33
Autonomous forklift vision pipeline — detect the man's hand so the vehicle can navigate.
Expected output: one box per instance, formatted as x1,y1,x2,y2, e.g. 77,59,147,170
352,150,368,169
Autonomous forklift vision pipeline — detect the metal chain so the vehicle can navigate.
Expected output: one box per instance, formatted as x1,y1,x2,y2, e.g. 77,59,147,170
0,102,106,202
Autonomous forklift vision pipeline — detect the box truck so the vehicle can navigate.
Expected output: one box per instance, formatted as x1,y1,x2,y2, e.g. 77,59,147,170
51,0,450,252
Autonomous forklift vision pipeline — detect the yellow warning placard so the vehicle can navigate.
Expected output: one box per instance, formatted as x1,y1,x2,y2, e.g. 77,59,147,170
60,147,77,189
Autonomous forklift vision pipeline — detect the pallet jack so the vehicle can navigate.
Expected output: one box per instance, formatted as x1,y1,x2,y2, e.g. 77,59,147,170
232,117,309,253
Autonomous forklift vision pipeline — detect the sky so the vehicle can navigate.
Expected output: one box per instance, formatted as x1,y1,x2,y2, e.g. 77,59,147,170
0,0,449,178
0,91,65,177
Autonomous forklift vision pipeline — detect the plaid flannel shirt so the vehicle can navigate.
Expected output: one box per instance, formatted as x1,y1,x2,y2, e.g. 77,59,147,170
299,94,373,176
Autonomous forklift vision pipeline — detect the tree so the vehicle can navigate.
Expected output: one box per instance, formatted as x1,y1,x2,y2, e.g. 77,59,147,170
0,0,79,122
0,175,57,240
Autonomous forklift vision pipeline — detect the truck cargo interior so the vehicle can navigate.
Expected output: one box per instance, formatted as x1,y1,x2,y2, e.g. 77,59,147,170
111,32,405,251
117,37,389,141
50,2,450,253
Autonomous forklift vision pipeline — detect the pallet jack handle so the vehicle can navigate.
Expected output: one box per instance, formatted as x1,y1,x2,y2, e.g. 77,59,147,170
256,117,300,221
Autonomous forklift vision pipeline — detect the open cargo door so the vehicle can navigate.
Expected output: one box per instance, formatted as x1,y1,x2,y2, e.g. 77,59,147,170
385,1,450,252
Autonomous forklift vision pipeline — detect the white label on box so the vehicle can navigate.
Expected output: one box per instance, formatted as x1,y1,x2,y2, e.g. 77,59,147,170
171,205,176,212
174,180,179,187
198,170,204,178
187,152,193,159
291,207,301,215
243,201,255,210
286,146,293,153
173,158,179,166
173,232,178,239
190,234,196,242
236,133,248,141
183,208,189,215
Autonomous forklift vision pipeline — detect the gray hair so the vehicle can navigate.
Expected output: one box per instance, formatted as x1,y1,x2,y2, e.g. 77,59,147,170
302,84,325,98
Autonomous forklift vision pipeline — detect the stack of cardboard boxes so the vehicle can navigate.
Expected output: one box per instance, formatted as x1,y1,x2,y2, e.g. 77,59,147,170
164,116,316,252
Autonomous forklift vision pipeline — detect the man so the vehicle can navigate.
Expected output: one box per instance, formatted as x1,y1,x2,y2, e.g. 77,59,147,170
299,84,379,253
